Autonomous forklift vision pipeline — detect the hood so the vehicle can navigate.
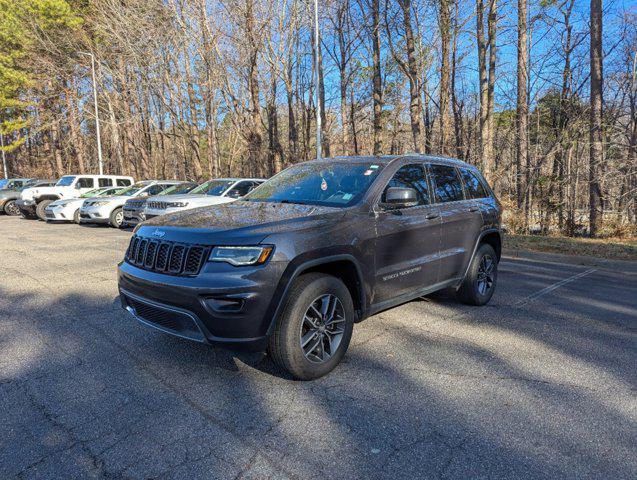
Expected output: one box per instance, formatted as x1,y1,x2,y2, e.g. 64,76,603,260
49,197,85,207
23,185,76,199
84,195,129,206
137,200,345,243
0,189,19,199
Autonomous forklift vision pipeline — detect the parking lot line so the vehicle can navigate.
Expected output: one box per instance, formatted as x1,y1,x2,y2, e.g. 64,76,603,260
516,267,597,306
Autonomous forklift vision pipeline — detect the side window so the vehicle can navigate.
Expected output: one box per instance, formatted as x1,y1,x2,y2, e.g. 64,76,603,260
429,165,465,203
226,181,254,198
459,168,489,199
98,178,113,187
76,177,95,189
116,179,131,186
381,164,430,206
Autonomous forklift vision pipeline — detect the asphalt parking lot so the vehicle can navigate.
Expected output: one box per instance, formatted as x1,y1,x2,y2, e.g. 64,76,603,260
1,216,636,479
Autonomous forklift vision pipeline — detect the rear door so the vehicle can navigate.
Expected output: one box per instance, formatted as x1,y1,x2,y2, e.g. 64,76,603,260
428,164,482,282
372,163,441,304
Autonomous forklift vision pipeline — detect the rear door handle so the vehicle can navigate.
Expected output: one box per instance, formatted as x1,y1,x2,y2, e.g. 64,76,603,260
425,213,440,220
468,206,480,212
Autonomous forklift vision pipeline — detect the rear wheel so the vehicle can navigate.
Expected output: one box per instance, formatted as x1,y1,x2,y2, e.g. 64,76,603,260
4,200,20,216
36,200,52,220
109,207,124,228
456,243,498,306
268,273,354,380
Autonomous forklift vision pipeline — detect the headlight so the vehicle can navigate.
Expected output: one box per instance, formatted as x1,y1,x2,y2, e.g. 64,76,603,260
167,202,189,208
209,246,274,266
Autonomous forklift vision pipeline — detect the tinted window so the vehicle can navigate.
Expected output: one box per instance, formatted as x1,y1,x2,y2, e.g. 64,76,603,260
226,181,255,198
145,185,168,196
77,177,95,189
116,179,131,186
98,178,113,187
429,165,464,203
459,168,488,199
56,176,76,187
381,164,430,206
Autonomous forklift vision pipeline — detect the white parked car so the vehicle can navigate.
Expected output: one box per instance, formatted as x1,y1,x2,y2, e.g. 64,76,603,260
17,174,134,220
44,187,125,224
79,180,184,228
144,178,265,220
121,181,197,228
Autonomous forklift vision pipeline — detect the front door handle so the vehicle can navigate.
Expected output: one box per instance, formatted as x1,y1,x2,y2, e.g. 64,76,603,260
468,206,480,212
425,213,440,220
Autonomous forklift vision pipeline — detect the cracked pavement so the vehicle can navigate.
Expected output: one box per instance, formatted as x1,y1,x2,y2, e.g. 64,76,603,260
1,216,636,479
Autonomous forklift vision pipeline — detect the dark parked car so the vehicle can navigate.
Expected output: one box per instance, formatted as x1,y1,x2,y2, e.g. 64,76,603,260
118,155,502,379
0,179,55,216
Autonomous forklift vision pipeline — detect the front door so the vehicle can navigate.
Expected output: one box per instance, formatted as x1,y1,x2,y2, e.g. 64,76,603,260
373,163,441,305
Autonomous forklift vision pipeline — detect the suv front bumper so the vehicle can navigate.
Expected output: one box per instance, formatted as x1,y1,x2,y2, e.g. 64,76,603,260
122,207,145,227
118,259,286,351
15,199,36,215
79,204,111,224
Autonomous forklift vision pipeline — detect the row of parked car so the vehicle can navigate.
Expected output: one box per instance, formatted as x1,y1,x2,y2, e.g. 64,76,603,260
0,175,265,228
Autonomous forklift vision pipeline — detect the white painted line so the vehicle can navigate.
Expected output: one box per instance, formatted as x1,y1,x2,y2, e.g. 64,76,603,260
516,267,597,306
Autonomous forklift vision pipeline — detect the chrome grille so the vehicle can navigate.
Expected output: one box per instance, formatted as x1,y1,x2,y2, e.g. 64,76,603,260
148,201,168,210
125,200,145,209
124,236,209,276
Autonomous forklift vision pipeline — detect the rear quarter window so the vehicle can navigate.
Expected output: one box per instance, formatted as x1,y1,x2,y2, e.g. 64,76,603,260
459,168,489,199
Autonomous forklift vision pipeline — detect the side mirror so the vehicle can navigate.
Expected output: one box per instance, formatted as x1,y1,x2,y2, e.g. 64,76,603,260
384,187,418,209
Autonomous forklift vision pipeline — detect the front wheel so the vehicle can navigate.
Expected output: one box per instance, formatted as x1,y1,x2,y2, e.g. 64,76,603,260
268,273,354,380
4,200,21,216
36,200,52,220
109,207,124,228
73,209,80,224
456,243,498,306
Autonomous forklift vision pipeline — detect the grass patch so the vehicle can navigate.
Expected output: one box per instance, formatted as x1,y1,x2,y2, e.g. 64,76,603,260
504,234,637,261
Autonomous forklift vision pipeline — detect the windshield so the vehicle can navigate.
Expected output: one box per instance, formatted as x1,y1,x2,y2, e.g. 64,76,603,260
158,183,196,196
56,176,76,187
189,180,235,196
244,161,385,207
98,187,125,196
117,183,147,197
80,188,105,198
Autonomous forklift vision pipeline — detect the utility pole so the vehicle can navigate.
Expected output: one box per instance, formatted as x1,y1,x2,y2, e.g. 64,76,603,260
79,52,104,175
1,132,7,179
313,0,321,161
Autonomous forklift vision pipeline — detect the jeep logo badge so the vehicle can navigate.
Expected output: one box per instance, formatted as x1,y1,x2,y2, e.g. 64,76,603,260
152,229,165,238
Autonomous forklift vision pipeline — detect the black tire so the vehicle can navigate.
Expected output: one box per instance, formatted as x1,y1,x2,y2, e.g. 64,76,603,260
36,200,52,220
73,209,80,224
456,243,498,306
109,207,124,228
268,273,355,380
4,200,21,216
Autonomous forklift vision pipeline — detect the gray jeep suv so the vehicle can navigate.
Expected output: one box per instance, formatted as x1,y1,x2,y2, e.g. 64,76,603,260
118,155,502,379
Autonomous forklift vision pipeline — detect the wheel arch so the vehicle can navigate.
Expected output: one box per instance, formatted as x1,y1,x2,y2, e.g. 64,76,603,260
266,254,367,337
458,228,503,287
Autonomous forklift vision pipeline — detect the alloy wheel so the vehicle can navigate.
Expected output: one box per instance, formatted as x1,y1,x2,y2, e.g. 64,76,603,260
300,294,346,364
115,211,124,226
477,254,495,295
5,201,20,216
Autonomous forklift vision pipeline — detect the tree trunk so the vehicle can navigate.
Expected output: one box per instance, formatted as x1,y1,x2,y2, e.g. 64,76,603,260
371,0,383,155
589,0,603,236
516,0,528,211
439,0,451,155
